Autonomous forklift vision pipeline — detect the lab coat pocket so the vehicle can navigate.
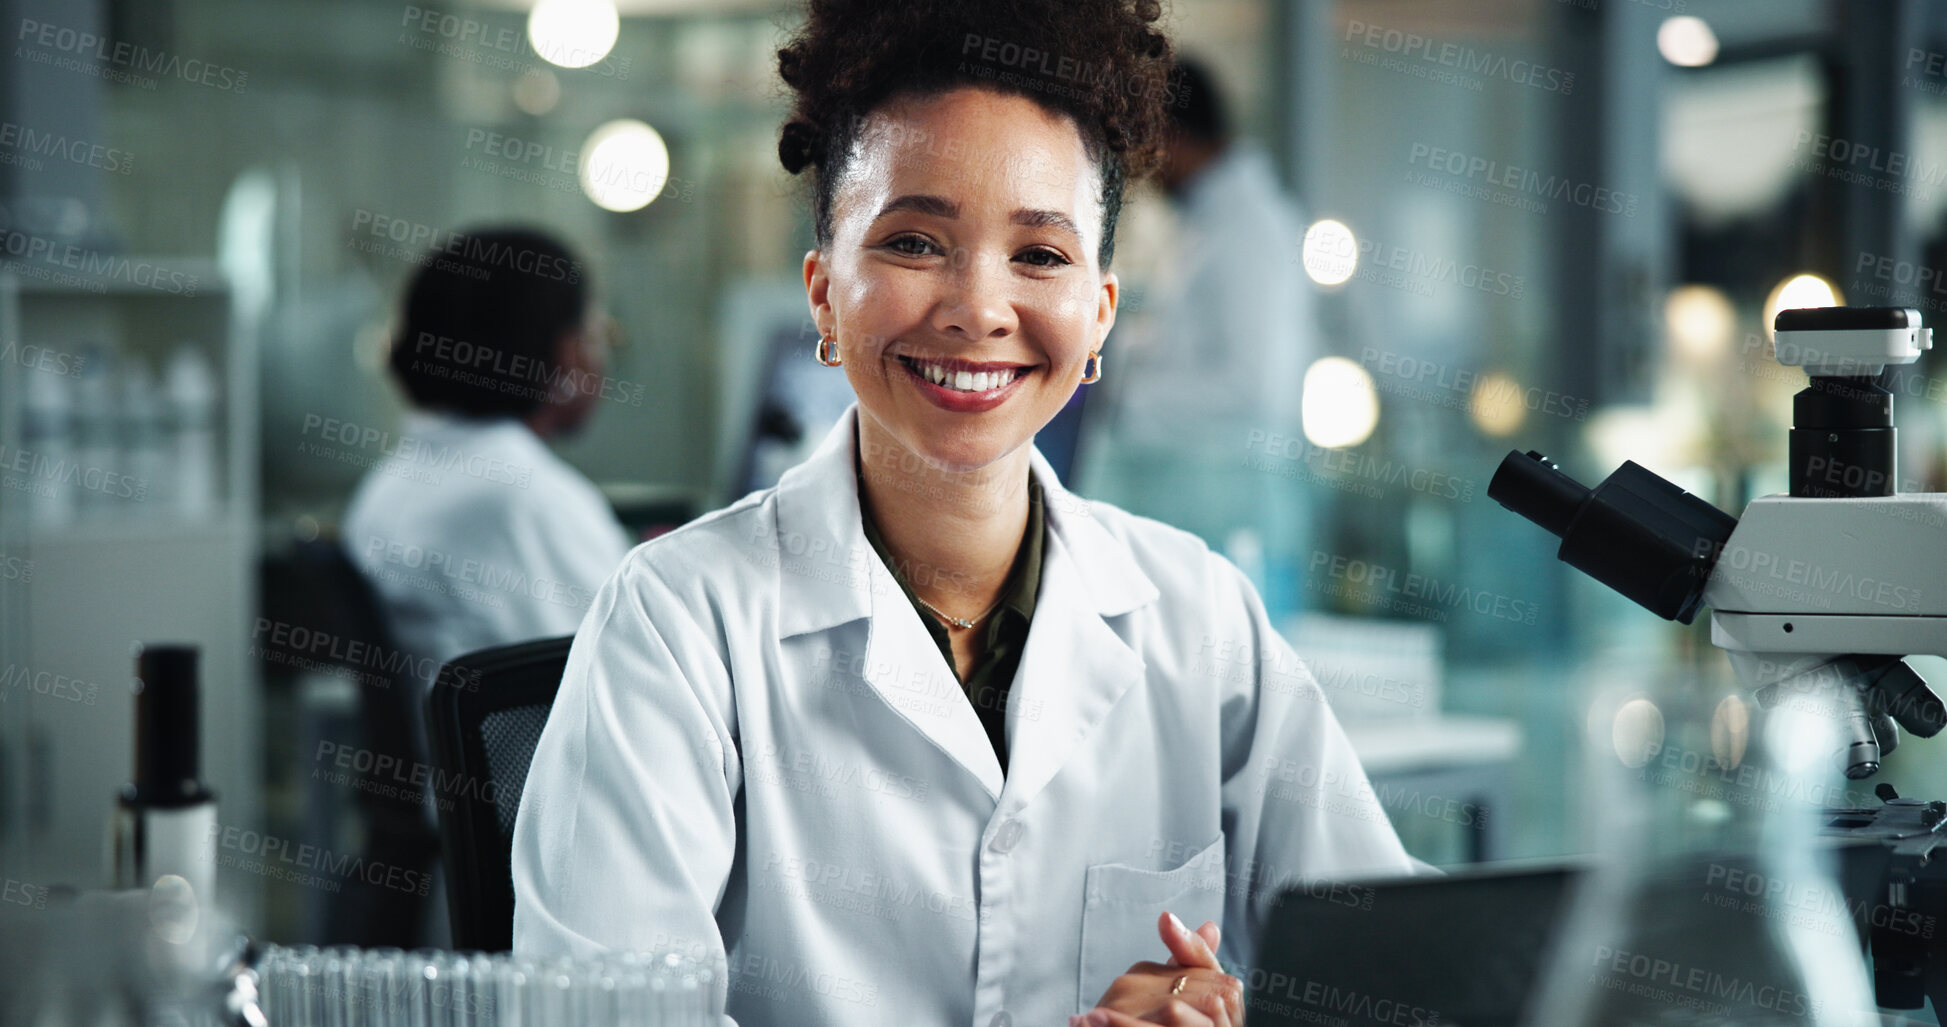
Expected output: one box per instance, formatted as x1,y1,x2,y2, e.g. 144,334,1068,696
1078,834,1228,1011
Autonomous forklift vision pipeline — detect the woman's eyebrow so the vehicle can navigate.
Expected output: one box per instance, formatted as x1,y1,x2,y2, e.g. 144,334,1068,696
1012,208,1079,237
874,194,958,222
870,195,1080,239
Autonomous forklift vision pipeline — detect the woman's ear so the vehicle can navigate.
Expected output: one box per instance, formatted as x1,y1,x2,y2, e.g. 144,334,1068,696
1094,269,1119,350
803,248,834,338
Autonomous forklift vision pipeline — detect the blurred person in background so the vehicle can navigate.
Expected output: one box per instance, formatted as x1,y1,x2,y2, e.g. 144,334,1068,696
1084,57,1315,618
345,225,631,675
339,225,632,943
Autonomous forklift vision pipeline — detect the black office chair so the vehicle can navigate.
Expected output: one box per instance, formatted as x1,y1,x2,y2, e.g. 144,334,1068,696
261,538,439,948
425,635,575,952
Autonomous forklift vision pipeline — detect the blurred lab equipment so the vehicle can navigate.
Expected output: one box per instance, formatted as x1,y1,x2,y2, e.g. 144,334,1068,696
1493,307,1945,780
0,884,263,1027
1518,675,1877,1025
111,643,219,902
2,888,722,1026
71,343,118,520
724,291,855,497
1490,305,1947,1016
10,337,225,524
1289,614,1519,864
252,943,723,1026
18,348,77,525
167,343,222,519
119,356,167,509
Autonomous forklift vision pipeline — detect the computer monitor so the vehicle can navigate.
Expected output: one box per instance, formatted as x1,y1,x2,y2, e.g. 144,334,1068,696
734,321,856,497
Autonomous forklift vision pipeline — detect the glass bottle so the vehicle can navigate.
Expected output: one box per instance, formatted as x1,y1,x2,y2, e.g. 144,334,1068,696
1523,663,1882,1026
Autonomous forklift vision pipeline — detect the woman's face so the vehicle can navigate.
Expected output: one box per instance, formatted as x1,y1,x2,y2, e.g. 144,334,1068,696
804,87,1117,477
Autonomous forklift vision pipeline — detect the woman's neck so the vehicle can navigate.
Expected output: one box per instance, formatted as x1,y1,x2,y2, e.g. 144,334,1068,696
855,414,1030,621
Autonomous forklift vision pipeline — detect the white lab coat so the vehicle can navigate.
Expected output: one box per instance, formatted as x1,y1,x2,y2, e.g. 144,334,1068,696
343,412,632,683
512,407,1415,1025
1105,141,1312,452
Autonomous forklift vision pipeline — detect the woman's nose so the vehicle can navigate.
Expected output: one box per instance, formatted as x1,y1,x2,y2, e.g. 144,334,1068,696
930,246,1017,342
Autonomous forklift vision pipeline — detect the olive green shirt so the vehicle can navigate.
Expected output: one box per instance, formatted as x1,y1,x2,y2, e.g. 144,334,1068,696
858,473,1045,774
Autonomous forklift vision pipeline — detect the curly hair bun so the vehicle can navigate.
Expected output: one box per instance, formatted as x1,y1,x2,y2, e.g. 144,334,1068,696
775,0,1174,264
778,120,824,175
777,0,1172,175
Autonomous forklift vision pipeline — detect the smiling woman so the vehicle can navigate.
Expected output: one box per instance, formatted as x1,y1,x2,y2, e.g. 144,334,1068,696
814,90,1111,475
509,2,1424,1025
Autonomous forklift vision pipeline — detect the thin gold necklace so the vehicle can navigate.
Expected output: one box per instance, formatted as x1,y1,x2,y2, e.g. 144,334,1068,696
913,593,1004,630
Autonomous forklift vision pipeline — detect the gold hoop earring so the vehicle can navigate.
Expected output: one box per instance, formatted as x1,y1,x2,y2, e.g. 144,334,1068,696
815,336,843,367
1080,350,1102,384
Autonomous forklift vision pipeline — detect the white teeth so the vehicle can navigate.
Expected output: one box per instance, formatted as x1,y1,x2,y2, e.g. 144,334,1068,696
910,358,1017,392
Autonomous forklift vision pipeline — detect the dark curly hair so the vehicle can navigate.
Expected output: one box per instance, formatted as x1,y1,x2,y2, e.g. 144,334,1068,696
387,226,589,419
777,0,1176,267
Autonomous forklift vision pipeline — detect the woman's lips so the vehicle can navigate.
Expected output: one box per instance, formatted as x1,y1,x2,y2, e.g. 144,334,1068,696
897,354,1031,412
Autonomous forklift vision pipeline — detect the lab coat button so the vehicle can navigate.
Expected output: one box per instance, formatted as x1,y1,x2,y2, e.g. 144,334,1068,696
989,1012,1012,1027
991,819,1023,853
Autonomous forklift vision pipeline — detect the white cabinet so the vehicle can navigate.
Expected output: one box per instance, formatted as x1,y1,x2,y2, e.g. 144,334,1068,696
0,259,260,924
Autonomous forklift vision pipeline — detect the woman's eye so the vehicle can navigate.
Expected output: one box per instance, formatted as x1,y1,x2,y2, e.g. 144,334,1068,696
887,235,938,257
1017,248,1071,268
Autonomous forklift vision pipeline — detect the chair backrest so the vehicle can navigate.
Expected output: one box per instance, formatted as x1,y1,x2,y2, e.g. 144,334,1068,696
425,635,574,952
264,538,440,948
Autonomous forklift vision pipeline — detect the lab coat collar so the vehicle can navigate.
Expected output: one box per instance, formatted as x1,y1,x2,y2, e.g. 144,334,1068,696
771,406,1157,640
770,406,1159,803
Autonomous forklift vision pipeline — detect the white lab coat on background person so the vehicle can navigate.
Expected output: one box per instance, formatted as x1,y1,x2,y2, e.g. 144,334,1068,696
1103,140,1310,456
343,411,632,680
1085,140,1315,615
512,407,1416,1026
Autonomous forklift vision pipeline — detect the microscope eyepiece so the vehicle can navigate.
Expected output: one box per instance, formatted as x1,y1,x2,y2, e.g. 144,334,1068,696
1485,451,1589,537
1490,451,1739,624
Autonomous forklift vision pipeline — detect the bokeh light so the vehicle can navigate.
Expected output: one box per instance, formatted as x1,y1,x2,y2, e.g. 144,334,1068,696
1301,357,1380,449
1302,219,1359,286
528,0,620,70
513,68,562,116
1612,697,1666,769
1710,694,1750,770
1664,284,1736,365
1658,16,1719,68
579,119,670,212
1468,370,1528,437
1763,272,1841,341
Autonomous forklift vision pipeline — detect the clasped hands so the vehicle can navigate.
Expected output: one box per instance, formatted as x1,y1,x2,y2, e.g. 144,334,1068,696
1070,911,1244,1027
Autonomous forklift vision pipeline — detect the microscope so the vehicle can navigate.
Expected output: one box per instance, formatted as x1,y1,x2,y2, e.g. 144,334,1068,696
1490,305,1947,1009
1493,306,1946,778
